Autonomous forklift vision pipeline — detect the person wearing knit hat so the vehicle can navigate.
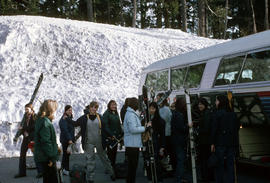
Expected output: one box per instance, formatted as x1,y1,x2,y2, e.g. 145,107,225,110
59,105,75,175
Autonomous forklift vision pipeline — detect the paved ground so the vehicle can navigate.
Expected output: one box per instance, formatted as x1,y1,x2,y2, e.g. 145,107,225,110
0,152,269,183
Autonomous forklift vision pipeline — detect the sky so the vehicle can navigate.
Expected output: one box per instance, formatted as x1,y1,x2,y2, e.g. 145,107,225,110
0,15,223,157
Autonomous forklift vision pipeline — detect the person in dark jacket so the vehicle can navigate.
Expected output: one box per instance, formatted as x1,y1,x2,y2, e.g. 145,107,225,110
171,98,188,183
13,103,36,178
197,98,213,182
103,100,123,169
34,99,60,183
59,105,75,175
211,95,240,183
74,101,115,183
146,102,166,182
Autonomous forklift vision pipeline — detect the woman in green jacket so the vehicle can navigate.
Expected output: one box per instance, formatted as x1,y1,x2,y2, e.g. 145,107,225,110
103,100,123,168
34,99,59,183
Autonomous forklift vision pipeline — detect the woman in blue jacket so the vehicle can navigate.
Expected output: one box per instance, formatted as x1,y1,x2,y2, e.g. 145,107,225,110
124,97,146,183
211,95,240,183
59,105,75,175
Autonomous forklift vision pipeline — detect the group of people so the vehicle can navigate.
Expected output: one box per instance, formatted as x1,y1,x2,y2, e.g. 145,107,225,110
13,94,240,183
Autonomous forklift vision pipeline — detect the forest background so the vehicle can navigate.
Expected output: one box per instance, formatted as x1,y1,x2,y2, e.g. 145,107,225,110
1,0,269,39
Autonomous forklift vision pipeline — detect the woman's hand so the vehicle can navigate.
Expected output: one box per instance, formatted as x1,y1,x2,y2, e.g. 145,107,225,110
146,121,152,127
211,144,215,152
48,161,53,167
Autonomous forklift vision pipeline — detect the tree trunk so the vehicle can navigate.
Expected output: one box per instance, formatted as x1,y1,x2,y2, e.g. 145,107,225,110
250,0,257,33
224,0,229,39
163,2,169,28
265,0,269,30
107,0,110,24
85,0,93,22
198,0,206,37
205,7,208,37
156,0,162,28
180,0,187,32
132,0,137,27
120,0,124,26
141,0,146,28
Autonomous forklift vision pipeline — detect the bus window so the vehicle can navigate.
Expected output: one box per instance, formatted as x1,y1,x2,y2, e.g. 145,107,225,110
171,67,187,90
145,72,156,90
239,50,270,83
145,70,168,91
215,56,245,86
156,70,168,91
184,63,205,88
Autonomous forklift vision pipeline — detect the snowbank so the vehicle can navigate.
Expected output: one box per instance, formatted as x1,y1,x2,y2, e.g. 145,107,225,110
0,16,223,157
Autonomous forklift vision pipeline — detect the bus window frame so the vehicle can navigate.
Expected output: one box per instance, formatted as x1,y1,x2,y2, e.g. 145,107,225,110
170,61,207,91
170,65,188,91
213,52,247,87
238,47,270,84
213,47,270,87
184,62,206,89
144,68,170,93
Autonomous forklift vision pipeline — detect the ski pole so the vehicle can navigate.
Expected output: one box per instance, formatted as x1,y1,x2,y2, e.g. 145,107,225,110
184,89,197,183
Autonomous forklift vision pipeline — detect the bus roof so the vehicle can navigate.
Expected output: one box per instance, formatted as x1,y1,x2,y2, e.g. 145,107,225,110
142,30,270,73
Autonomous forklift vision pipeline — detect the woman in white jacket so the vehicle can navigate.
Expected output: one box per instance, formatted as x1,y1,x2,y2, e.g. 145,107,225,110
124,97,146,183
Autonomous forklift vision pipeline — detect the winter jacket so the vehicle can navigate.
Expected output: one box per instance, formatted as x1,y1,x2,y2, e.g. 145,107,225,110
75,113,109,150
59,115,75,144
151,114,166,152
15,113,36,140
102,109,123,139
210,109,240,147
124,107,145,148
198,109,212,145
171,110,187,147
34,117,59,163
159,106,172,136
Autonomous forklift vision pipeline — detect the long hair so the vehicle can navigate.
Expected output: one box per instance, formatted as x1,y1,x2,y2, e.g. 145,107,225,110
175,98,187,114
107,100,117,112
149,102,163,132
216,95,231,112
198,97,209,110
128,97,139,111
37,100,58,121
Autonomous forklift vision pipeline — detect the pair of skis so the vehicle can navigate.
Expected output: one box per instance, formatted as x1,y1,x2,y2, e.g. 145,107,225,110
141,85,158,183
140,85,172,183
140,86,198,183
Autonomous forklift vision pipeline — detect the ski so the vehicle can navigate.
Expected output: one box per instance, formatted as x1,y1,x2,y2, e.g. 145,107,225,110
141,85,158,183
14,73,44,139
29,73,43,104
184,89,197,183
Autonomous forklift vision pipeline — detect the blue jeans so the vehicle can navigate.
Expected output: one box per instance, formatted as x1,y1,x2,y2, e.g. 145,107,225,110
215,146,236,183
174,145,185,183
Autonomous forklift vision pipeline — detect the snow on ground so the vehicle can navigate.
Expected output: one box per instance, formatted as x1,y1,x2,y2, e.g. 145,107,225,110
0,15,223,158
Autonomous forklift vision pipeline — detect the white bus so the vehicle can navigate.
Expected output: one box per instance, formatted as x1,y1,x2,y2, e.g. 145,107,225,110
139,30,270,166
